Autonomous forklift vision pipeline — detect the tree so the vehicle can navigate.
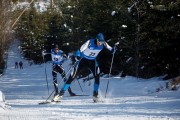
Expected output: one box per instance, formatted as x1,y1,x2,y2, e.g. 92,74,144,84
0,0,14,71
13,0,180,78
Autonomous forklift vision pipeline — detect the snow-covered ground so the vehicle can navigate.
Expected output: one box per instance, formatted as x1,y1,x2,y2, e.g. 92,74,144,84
0,41,180,120
12,1,50,12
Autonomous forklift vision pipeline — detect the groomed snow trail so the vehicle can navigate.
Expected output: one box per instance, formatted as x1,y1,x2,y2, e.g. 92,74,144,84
0,41,180,120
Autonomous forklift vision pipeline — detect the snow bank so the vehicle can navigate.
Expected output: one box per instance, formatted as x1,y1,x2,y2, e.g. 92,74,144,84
0,91,5,110
0,91,5,102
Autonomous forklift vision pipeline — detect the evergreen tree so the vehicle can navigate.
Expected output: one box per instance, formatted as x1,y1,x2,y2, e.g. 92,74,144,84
13,0,180,78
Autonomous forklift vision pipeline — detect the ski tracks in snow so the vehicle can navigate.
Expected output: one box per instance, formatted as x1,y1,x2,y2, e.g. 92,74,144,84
1,41,180,120
1,96,179,120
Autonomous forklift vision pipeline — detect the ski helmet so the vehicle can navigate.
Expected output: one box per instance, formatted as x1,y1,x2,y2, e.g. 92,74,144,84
55,44,59,49
96,33,105,42
54,44,59,51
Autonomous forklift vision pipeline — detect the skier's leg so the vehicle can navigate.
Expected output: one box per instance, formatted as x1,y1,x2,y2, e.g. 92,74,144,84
93,74,100,96
90,60,100,102
58,65,76,96
59,68,77,96
93,73,100,100
59,60,83,96
52,70,58,96
67,87,76,96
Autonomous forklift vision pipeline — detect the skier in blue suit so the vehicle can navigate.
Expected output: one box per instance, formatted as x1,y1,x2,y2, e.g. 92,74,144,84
43,45,76,102
53,33,115,102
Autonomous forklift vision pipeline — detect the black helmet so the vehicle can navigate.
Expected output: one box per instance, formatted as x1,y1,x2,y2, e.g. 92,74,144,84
54,44,59,51
55,44,59,49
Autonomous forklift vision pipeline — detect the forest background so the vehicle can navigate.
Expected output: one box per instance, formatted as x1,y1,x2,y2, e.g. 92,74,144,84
0,0,179,79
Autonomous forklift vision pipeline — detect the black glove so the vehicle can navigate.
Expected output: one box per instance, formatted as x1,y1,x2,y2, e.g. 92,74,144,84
63,54,67,58
75,56,81,61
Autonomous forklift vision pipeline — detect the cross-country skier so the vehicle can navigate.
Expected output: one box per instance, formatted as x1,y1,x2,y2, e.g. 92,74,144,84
15,61,18,69
42,45,76,101
19,61,23,69
53,33,115,102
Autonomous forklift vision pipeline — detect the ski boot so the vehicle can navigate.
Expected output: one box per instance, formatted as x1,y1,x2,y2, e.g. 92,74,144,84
68,87,76,96
93,91,99,103
57,90,65,99
52,91,62,102
52,95,61,102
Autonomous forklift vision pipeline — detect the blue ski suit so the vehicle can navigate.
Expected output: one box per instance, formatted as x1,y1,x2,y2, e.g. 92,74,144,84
60,38,113,96
51,49,74,96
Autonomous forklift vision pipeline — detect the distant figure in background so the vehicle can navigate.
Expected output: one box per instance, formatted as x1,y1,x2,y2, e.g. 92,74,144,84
15,62,18,69
19,61,23,69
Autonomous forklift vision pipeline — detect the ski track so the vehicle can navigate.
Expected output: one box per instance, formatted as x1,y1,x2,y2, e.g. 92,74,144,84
0,41,180,120
1,97,180,120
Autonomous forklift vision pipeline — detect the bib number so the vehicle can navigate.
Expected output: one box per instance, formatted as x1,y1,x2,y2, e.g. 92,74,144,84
89,52,96,56
54,57,59,61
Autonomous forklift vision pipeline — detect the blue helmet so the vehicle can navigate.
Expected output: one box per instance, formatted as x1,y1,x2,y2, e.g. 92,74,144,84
96,33,105,42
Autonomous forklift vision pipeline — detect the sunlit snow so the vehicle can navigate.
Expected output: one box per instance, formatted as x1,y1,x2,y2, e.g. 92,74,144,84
0,40,180,120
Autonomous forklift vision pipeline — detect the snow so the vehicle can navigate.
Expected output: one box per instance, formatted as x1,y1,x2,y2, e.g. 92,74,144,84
13,1,50,12
111,11,116,16
122,24,127,28
0,40,180,120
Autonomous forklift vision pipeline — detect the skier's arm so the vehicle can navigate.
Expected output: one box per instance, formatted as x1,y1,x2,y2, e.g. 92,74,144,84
62,52,68,58
42,50,50,56
80,40,90,52
58,50,68,59
103,42,113,51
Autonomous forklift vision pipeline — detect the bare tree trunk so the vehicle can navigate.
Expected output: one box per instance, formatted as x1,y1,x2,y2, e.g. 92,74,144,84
51,0,54,11
0,0,14,69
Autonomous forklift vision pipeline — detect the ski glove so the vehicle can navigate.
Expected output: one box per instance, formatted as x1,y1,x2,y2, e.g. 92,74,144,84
42,50,47,56
111,46,117,54
75,56,81,61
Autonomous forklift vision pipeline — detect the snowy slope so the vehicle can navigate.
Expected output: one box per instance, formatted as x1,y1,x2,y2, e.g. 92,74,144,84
0,41,180,120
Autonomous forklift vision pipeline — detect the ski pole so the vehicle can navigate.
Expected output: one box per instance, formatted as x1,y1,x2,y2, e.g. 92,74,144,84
105,42,119,98
59,64,75,84
42,52,49,95
44,90,54,102
76,79,84,94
